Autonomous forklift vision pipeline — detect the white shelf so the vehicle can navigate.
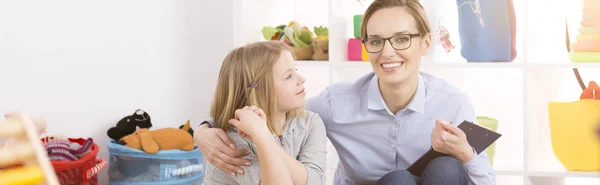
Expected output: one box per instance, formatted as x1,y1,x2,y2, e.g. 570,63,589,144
495,170,600,178
527,171,600,178
424,62,600,69
331,61,369,68
525,63,600,68
496,170,528,176
424,62,524,69
294,60,330,67
297,61,600,69
236,0,600,185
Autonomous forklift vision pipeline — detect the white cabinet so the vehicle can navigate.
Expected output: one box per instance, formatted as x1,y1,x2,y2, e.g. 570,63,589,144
233,0,600,184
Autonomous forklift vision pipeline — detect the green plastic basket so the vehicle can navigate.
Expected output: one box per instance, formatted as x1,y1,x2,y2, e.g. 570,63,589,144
476,116,499,166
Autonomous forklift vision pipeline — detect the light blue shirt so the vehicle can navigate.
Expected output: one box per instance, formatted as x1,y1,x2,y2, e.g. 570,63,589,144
305,72,496,185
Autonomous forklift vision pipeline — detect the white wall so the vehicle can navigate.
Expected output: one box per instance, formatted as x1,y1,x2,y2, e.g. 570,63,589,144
0,0,233,184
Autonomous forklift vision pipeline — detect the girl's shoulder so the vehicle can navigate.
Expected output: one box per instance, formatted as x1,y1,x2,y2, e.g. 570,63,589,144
225,128,255,151
290,110,325,132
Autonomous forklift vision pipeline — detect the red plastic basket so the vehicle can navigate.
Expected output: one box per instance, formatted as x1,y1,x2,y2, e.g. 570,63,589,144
42,137,107,185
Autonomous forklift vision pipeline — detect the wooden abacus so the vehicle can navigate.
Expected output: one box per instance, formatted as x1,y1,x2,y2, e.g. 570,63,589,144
0,113,59,185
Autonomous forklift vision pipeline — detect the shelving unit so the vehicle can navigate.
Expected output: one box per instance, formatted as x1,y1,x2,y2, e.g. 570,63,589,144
234,0,600,184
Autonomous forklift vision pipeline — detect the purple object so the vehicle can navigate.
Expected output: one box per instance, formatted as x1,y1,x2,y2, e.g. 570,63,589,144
596,124,600,139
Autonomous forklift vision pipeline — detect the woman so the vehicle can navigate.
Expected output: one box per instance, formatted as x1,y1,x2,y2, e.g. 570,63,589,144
201,41,326,185
195,0,496,184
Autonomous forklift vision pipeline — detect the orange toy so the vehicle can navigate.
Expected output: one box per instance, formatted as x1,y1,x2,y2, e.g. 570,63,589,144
580,81,600,100
118,120,195,154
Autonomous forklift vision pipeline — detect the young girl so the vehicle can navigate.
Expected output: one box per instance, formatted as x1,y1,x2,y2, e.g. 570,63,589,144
201,41,327,185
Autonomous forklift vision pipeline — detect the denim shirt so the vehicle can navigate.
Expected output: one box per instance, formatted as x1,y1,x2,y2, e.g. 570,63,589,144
305,72,496,185
202,111,327,185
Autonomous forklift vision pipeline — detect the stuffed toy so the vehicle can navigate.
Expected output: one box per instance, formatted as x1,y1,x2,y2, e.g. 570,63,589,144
117,120,195,154
107,109,153,141
311,26,329,60
262,21,316,60
262,21,314,47
179,121,194,136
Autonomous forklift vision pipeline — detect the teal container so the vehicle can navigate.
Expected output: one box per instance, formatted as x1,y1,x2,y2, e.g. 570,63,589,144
107,141,204,185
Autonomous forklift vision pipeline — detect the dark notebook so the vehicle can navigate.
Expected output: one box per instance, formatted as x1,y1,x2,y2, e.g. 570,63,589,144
407,120,502,176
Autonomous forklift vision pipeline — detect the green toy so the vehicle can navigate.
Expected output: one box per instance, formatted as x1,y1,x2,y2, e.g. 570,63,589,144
476,116,499,166
261,26,280,41
353,15,362,38
261,21,317,47
314,26,328,40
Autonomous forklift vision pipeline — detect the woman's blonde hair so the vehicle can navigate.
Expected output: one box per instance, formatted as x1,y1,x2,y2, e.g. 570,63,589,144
360,0,431,40
210,41,303,135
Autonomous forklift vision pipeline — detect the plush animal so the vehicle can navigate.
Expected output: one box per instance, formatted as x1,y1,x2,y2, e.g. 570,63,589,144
312,26,329,60
107,109,153,141
117,120,195,154
312,40,328,60
179,121,194,136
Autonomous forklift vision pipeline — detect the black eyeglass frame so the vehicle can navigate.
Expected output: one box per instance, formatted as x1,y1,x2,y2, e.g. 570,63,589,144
361,33,422,53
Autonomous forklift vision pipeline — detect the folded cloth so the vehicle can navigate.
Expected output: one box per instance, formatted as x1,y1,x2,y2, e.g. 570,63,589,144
46,138,94,161
572,40,600,52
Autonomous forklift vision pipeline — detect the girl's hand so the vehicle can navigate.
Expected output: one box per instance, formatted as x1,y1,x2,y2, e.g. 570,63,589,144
229,106,270,141
238,106,268,142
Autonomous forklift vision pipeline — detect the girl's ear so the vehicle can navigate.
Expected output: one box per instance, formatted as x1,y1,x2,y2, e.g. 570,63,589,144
421,33,432,55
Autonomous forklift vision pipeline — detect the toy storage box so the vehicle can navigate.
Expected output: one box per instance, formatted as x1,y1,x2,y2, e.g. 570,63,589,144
107,141,205,185
44,137,106,185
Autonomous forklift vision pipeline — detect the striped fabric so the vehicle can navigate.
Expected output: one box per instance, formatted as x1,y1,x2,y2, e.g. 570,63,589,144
48,148,79,161
164,164,203,178
86,159,107,180
45,138,94,161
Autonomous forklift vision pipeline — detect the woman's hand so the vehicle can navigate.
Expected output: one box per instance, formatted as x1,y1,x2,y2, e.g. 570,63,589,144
193,123,251,176
229,106,270,142
431,119,474,163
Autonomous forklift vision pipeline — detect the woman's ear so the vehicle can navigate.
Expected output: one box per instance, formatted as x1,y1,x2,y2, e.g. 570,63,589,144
421,33,432,55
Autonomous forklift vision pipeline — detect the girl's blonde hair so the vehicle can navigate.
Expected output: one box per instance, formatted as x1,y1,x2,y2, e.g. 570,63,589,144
360,0,431,40
210,41,303,135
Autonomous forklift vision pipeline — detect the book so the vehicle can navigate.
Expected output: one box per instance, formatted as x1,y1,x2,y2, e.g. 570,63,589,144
406,120,502,176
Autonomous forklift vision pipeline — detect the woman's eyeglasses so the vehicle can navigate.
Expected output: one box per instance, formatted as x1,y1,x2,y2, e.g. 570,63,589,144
361,33,422,53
